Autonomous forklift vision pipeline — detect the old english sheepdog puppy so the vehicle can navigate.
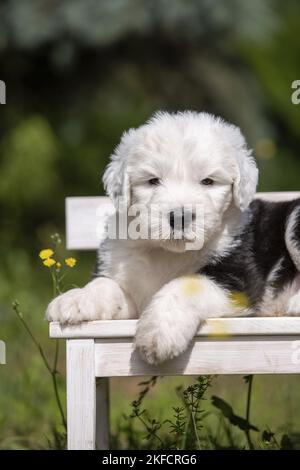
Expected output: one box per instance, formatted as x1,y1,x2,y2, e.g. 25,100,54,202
46,111,300,364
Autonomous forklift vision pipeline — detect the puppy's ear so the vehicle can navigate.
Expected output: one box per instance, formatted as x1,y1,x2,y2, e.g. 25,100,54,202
102,156,128,207
232,131,258,211
103,130,134,207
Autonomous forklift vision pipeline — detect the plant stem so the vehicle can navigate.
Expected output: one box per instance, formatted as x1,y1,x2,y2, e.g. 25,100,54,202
191,410,201,450
52,367,67,430
13,301,67,431
137,415,163,445
245,375,254,450
52,339,67,430
13,301,52,374
53,338,59,372
50,268,57,298
181,413,190,450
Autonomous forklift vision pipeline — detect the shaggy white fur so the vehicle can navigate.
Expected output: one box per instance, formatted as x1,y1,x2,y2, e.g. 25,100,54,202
46,111,258,364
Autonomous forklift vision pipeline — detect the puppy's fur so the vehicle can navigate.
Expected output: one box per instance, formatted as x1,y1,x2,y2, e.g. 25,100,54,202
46,111,300,364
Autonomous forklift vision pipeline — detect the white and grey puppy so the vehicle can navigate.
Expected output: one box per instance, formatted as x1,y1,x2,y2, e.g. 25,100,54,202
46,111,300,364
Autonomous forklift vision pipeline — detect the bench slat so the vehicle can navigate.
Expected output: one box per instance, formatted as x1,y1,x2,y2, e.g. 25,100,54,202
94,336,300,376
66,196,113,250
50,317,300,339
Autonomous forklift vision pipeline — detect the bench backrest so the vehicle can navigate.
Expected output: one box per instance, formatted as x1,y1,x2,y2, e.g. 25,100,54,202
66,192,300,251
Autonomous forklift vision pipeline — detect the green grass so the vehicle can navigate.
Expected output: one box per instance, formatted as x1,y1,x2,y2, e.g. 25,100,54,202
110,375,300,449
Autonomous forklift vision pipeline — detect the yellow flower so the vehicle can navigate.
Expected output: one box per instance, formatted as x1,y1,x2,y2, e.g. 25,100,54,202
56,262,62,268
65,257,77,268
39,249,54,260
43,258,56,268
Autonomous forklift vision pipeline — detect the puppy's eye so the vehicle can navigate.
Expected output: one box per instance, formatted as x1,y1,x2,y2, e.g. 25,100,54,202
148,178,160,186
201,178,214,186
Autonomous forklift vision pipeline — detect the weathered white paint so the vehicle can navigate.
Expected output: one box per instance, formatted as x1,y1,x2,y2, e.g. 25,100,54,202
66,196,114,250
66,192,300,250
66,339,96,450
50,317,300,339
257,191,300,202
94,336,300,376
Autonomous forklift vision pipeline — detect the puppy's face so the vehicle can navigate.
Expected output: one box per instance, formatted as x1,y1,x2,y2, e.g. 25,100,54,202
103,112,258,253
127,135,235,252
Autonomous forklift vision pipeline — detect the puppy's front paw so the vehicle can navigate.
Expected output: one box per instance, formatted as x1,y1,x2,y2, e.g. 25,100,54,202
135,275,238,364
135,325,182,365
46,288,87,324
135,303,191,365
46,277,137,324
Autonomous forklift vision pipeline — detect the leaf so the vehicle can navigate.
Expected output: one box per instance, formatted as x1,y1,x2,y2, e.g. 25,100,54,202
212,396,259,432
211,396,233,418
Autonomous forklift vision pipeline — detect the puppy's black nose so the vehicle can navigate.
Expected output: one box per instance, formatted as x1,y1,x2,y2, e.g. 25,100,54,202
169,209,195,230
169,210,189,230
169,211,175,229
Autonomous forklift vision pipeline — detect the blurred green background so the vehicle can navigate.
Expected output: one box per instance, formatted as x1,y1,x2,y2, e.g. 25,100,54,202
1,0,300,449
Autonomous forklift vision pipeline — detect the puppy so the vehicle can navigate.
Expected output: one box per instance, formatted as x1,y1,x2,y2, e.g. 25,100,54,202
46,111,300,364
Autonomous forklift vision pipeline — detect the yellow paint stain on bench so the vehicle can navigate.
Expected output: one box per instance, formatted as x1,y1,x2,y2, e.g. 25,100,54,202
208,319,231,338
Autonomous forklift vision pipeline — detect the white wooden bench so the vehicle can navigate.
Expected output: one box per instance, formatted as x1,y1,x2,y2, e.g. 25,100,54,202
49,191,300,450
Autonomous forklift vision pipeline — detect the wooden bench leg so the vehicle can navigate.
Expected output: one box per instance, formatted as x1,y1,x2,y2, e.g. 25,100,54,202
96,378,110,449
67,339,96,450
